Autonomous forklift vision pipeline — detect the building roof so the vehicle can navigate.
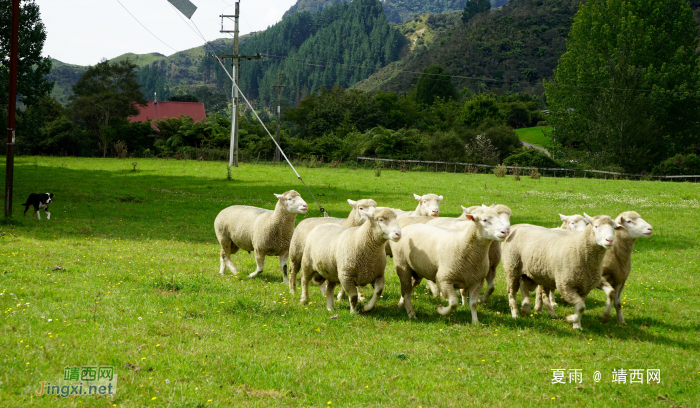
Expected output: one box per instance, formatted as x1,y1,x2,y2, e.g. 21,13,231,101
129,101,206,127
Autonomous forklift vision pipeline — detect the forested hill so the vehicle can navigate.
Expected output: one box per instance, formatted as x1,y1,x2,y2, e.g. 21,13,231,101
355,0,581,95
238,0,403,105
282,0,508,24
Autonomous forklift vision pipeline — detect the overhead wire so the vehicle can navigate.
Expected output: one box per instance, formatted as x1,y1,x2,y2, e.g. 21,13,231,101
114,0,179,53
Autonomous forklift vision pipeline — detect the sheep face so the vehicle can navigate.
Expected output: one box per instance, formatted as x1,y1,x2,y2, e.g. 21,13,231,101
465,208,510,241
362,208,402,242
414,193,443,217
616,211,653,239
275,190,308,214
348,198,378,221
559,214,589,232
584,213,622,249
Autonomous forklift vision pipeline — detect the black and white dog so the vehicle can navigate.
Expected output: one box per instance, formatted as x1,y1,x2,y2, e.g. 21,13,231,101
22,193,54,220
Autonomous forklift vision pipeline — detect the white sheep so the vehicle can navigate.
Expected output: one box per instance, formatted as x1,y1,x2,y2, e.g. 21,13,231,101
421,204,512,304
214,190,308,278
287,199,377,285
390,207,509,322
299,208,402,313
534,213,590,310
395,193,443,218
598,211,653,325
502,214,621,330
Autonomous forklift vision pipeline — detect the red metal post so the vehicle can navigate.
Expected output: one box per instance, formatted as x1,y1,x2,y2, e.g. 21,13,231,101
5,0,20,217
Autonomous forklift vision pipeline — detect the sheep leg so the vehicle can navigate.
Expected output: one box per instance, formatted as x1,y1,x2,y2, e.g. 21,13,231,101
362,275,384,312
506,275,521,319
426,280,441,298
614,282,626,326
540,287,557,318
356,286,366,303
549,290,558,308
520,284,532,316
479,265,497,303
218,239,239,275
435,281,459,316
280,252,289,285
299,265,311,305
248,249,265,278
467,282,481,325
325,281,337,312
288,259,298,295
335,284,344,301
598,279,615,323
341,283,360,314
561,290,586,329
534,285,543,312
460,288,468,307
396,265,416,318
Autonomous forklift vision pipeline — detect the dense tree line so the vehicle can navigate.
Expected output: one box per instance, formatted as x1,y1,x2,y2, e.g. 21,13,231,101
238,0,403,106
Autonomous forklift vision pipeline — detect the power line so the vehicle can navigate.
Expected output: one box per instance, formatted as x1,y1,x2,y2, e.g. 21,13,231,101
115,0,178,53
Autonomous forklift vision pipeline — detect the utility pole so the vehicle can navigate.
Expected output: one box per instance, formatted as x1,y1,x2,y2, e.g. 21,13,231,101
218,1,260,167
5,0,19,218
272,72,286,163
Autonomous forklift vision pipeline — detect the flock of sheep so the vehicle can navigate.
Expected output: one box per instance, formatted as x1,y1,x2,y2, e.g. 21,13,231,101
214,191,653,330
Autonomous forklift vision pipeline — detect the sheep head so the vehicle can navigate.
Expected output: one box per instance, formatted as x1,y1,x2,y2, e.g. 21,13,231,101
360,207,401,242
584,213,623,249
615,211,653,239
274,190,308,214
414,193,443,217
347,198,378,222
559,214,589,232
464,207,510,241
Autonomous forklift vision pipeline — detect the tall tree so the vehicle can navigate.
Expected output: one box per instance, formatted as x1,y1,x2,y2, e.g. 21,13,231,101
68,59,146,157
544,0,700,172
0,0,53,136
462,0,491,24
415,64,457,105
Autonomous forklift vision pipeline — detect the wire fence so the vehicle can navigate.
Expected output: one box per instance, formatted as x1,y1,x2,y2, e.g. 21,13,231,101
356,157,700,182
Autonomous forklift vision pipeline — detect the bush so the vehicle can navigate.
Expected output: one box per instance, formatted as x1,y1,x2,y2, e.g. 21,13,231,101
493,164,507,177
503,149,559,168
425,130,466,162
652,154,700,176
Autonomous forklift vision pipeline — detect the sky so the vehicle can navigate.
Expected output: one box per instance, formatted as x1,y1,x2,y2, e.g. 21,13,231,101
35,0,298,66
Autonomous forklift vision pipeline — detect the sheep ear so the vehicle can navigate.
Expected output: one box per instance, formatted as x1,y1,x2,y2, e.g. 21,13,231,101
413,193,421,200
461,205,469,213
465,214,476,222
583,213,594,223
559,214,567,221
274,193,283,199
359,209,371,219
615,223,624,230
438,195,444,201
347,199,357,207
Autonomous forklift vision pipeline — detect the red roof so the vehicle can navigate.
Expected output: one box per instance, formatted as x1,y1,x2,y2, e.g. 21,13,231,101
129,101,206,127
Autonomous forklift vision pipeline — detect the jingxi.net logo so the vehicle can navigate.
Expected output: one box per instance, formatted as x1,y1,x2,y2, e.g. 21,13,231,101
36,366,117,397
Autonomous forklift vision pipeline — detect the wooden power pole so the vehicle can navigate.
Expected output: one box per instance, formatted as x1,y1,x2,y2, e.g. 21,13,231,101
218,1,260,167
272,72,286,163
5,0,20,218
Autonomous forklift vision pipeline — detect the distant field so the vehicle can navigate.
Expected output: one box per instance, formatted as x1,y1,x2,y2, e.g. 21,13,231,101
1,156,699,406
515,126,554,148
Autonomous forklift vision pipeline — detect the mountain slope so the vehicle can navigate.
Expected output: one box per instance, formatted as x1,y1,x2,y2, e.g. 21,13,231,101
238,0,403,105
283,0,478,23
355,0,581,95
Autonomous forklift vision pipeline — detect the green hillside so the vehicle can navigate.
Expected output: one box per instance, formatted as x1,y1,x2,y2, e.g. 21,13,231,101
355,0,581,95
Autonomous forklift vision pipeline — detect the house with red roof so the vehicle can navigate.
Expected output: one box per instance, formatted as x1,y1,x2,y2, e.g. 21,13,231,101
129,100,206,129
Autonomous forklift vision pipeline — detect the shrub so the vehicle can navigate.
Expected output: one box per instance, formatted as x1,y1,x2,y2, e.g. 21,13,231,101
652,153,700,176
529,167,541,179
493,164,507,177
503,149,559,168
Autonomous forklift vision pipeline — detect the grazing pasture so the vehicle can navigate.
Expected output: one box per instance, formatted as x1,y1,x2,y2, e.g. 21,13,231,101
1,156,699,407
515,126,553,148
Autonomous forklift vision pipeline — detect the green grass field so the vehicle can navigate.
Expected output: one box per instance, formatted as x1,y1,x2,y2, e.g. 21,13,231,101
1,156,699,407
515,126,554,148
